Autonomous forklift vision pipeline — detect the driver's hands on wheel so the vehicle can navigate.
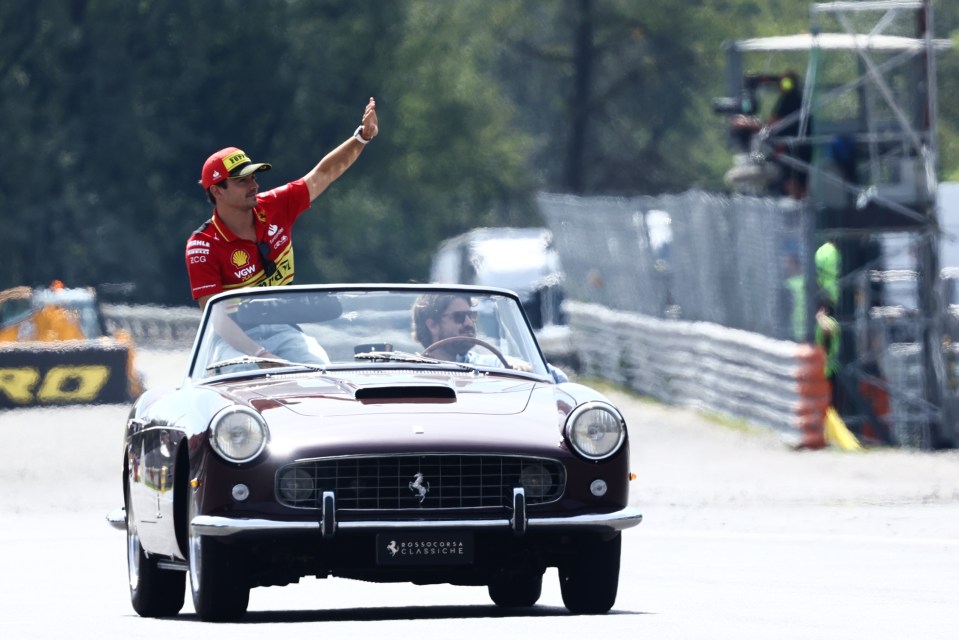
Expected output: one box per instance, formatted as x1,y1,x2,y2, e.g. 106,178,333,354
422,336,512,369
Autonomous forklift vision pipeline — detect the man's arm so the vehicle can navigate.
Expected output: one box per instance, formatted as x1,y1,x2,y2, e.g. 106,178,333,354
198,294,274,358
303,97,379,202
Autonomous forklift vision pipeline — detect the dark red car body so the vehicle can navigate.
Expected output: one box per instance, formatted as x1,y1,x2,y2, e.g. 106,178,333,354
109,284,641,621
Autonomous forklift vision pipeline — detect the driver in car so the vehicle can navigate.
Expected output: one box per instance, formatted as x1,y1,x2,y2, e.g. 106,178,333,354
411,292,566,380
412,293,483,362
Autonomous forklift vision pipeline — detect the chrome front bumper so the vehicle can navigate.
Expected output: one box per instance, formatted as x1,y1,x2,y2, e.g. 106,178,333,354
190,506,643,538
107,505,642,536
108,489,643,538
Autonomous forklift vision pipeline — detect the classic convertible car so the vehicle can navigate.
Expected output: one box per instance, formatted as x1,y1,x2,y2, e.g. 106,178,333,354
108,284,641,621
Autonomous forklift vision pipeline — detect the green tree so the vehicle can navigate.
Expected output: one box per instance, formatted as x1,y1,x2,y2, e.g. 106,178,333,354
486,0,808,196
1,0,956,305
291,0,538,286
0,0,536,303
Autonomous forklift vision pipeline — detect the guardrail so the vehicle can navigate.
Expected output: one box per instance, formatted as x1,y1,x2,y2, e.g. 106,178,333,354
567,301,830,448
101,304,200,349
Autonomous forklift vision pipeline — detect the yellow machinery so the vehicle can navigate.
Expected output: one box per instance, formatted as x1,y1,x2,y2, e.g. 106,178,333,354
0,282,144,408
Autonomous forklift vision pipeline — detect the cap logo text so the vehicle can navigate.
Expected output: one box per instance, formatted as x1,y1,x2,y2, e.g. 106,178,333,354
222,151,250,172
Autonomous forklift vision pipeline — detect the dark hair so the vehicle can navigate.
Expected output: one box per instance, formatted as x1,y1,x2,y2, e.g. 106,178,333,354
411,293,471,348
205,180,227,205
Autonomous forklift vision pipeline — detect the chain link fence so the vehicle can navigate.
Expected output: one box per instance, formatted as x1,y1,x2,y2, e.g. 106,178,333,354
538,191,813,340
538,190,957,448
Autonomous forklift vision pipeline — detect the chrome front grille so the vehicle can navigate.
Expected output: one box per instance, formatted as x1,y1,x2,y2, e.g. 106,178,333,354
276,454,566,510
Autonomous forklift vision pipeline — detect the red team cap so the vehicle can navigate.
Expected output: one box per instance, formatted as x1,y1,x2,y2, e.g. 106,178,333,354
200,147,272,189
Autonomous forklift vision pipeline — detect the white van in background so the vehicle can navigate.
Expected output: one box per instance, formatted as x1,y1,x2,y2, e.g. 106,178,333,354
430,227,575,368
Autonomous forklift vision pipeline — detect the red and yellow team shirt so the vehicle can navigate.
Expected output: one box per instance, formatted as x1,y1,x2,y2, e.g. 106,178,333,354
185,180,311,300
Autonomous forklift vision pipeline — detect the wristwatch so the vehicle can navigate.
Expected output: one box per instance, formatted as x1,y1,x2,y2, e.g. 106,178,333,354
353,125,370,145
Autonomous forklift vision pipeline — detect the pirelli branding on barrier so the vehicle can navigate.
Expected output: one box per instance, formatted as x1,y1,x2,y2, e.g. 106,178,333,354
0,344,131,409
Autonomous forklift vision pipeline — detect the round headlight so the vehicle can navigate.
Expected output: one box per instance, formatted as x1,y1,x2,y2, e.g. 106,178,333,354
565,402,626,460
210,406,269,463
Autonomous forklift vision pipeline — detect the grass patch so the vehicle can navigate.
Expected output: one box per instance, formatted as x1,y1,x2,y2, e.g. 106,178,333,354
574,375,768,435
574,376,660,404
697,410,767,435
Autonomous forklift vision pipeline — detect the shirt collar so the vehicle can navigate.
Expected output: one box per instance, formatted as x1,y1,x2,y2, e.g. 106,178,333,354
211,208,265,243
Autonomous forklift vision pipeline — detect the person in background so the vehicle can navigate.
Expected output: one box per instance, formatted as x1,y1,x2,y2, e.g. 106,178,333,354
769,70,810,199
184,98,378,363
816,290,842,411
816,240,841,306
731,70,811,199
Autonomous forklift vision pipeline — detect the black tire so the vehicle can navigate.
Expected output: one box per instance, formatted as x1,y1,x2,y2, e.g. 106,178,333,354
488,571,543,608
127,480,185,617
559,533,621,615
188,495,250,622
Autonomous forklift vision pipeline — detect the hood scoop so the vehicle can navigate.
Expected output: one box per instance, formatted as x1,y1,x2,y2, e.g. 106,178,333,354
353,382,457,404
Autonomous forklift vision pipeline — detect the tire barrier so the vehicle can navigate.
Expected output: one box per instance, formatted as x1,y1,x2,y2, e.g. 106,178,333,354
567,301,831,447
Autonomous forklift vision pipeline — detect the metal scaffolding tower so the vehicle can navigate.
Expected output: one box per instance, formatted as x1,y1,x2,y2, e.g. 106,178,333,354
719,1,955,447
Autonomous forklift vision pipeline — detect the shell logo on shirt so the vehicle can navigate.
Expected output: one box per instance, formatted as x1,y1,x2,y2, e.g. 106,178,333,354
230,249,259,280
231,250,251,269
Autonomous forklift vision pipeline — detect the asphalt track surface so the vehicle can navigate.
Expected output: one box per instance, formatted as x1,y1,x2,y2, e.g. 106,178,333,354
2,348,958,639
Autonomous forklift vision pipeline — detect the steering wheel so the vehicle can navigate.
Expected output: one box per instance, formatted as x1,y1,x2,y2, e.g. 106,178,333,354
422,336,511,369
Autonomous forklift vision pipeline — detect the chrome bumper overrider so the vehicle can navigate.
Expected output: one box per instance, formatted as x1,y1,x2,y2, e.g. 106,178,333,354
189,506,643,538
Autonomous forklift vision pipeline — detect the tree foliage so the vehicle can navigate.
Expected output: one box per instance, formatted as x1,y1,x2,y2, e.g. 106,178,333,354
1,0,956,304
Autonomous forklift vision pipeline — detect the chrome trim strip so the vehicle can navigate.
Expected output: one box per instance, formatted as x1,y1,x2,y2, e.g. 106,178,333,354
190,506,643,538
527,508,643,529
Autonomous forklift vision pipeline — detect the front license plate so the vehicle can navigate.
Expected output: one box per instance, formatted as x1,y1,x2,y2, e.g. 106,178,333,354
376,531,474,566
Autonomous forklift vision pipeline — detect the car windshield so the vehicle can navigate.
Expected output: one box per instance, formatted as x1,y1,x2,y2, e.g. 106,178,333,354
189,285,550,379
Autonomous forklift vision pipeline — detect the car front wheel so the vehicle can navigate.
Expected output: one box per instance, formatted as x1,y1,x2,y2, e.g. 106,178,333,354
188,493,250,622
488,570,543,608
127,481,185,617
559,532,621,614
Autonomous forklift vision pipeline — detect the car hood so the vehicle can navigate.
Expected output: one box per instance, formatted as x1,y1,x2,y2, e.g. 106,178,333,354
212,370,567,456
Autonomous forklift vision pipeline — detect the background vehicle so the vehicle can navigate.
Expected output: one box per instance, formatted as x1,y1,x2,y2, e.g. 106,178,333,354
0,282,143,408
430,227,575,368
107,284,640,621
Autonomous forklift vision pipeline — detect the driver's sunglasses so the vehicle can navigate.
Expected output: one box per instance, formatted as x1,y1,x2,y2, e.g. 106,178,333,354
257,242,277,277
442,310,478,324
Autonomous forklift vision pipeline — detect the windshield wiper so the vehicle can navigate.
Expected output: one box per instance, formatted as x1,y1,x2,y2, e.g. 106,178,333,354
205,355,327,373
354,350,478,372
